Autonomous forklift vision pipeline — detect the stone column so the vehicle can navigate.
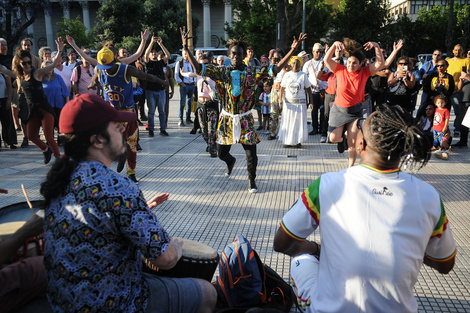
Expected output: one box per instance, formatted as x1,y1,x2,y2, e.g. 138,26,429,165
202,0,211,47
62,1,71,20
80,1,91,33
224,0,232,40
44,8,54,49
26,11,36,54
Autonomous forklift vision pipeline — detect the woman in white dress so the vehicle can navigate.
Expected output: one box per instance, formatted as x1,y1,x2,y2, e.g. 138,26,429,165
278,56,313,147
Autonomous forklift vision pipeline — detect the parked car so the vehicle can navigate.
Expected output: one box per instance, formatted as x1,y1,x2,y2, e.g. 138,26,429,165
168,54,183,69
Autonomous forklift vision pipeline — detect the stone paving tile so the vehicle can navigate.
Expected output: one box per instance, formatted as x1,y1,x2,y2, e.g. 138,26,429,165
1,92,469,312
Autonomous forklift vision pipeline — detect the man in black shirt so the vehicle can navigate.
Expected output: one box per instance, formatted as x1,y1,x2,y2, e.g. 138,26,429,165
143,36,170,137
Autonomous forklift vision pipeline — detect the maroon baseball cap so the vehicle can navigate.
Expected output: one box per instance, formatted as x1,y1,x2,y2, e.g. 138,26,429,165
59,94,136,134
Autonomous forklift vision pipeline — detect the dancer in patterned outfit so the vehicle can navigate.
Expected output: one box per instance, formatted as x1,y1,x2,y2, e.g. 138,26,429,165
90,47,168,183
268,51,289,140
180,55,219,157
40,94,216,313
180,27,306,192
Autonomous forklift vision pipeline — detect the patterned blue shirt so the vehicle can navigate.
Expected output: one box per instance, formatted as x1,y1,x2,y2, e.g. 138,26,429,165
44,161,170,312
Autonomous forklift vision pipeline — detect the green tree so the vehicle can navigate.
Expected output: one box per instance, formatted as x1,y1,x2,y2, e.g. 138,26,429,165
225,0,332,55
330,0,390,45
94,0,144,46
141,0,197,53
0,0,52,52
57,16,96,50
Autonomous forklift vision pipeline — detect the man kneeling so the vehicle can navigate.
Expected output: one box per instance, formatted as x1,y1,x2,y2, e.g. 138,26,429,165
40,94,216,312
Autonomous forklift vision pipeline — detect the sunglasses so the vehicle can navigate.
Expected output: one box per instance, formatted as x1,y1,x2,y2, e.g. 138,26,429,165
398,62,408,65
86,69,92,77
436,64,446,68
21,60,32,66
433,53,441,56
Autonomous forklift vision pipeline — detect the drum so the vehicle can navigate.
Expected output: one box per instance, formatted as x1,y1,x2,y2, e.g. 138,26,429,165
143,237,219,282
0,201,44,262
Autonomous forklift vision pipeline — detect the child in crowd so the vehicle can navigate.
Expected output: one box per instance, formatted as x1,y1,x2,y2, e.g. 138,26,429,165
259,80,272,134
433,95,450,158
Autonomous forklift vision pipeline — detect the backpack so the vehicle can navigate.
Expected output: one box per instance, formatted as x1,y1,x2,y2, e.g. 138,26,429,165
215,235,296,312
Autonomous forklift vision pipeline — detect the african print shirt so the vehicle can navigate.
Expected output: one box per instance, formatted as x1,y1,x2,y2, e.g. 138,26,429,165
44,161,171,313
200,64,273,145
280,165,456,313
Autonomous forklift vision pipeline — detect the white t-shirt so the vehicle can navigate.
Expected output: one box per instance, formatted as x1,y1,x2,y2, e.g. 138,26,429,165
54,65,73,93
302,58,329,92
281,165,456,313
280,71,311,101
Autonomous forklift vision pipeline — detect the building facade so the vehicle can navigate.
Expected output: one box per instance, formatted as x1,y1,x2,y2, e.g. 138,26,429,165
389,0,470,21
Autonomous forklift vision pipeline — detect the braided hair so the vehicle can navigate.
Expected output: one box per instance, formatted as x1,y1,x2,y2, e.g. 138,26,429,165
39,122,111,209
369,105,430,171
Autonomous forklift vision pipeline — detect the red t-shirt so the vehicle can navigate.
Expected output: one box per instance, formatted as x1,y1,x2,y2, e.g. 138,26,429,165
321,72,336,95
433,107,450,132
333,64,371,108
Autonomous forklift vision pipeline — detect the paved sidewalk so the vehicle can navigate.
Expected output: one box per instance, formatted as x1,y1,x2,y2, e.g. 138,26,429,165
1,91,469,312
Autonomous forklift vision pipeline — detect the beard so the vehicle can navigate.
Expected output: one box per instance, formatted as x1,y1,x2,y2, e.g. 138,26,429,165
110,134,128,164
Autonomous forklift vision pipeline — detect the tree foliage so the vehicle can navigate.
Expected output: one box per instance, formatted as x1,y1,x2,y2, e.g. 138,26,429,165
225,0,332,56
330,0,390,45
57,16,96,50
0,0,52,52
94,0,193,53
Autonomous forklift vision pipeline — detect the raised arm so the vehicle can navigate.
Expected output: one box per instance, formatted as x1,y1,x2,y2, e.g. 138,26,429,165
324,41,343,73
143,35,156,64
180,27,201,73
365,41,385,76
120,29,150,65
383,40,403,68
272,33,307,76
0,66,16,79
35,38,66,80
157,37,170,63
126,65,169,87
66,35,97,66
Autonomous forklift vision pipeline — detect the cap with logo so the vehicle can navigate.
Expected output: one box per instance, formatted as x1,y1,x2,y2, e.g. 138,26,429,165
59,94,136,134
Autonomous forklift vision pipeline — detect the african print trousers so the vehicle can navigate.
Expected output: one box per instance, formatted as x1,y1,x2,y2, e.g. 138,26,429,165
120,108,138,176
197,105,218,155
270,89,282,137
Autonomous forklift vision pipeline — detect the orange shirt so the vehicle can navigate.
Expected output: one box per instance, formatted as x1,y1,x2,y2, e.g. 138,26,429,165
333,64,371,108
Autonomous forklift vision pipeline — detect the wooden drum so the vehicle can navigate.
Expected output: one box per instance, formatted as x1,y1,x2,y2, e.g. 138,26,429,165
144,237,219,282
0,201,44,262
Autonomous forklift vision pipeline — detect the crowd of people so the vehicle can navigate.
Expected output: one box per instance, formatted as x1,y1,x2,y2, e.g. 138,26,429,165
0,28,461,313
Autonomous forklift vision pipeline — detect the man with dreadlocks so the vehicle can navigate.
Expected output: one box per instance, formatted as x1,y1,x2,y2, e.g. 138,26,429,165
180,27,307,193
274,105,456,312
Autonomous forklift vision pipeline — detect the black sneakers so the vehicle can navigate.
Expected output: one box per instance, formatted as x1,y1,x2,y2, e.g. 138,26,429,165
43,147,52,164
149,130,154,137
225,157,236,177
160,130,169,136
451,141,467,148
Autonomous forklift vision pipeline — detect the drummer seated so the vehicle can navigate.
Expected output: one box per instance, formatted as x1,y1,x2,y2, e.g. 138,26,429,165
0,213,49,313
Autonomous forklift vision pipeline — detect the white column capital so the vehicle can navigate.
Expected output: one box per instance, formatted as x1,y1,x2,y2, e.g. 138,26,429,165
202,0,211,5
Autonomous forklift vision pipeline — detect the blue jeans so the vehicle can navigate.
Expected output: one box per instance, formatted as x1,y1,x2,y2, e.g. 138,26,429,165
450,92,462,131
179,84,195,122
146,90,166,131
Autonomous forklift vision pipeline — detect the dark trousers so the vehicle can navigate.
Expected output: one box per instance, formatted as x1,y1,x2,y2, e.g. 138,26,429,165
218,144,257,181
459,102,470,144
311,92,324,133
0,98,17,146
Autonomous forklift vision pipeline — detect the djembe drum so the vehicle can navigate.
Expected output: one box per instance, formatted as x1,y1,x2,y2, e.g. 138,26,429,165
143,237,219,282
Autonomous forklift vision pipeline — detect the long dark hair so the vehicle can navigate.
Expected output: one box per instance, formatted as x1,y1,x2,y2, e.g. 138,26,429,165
369,105,430,170
40,122,110,209
13,48,33,80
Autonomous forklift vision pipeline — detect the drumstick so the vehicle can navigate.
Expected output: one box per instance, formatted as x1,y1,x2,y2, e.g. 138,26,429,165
21,184,35,214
